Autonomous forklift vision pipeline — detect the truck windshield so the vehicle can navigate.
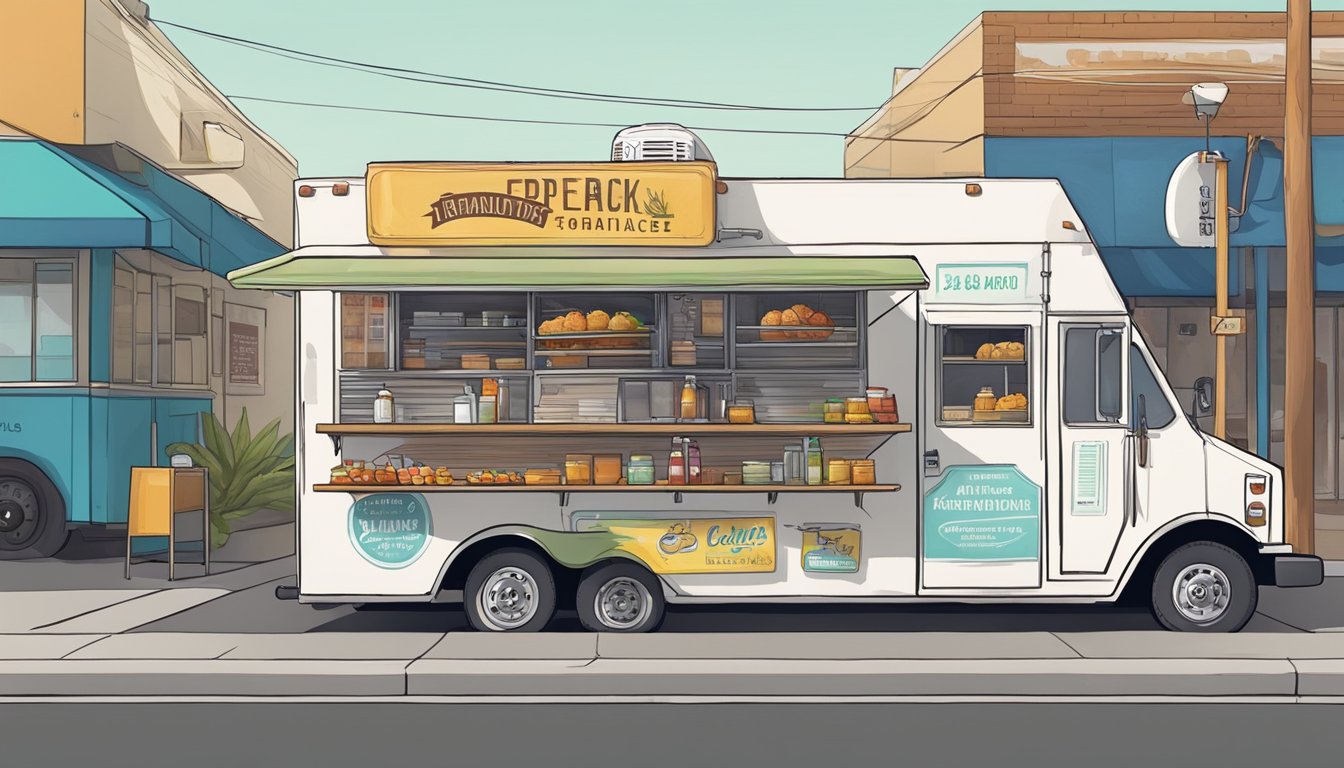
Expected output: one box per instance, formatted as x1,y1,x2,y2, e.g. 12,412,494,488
1130,344,1176,429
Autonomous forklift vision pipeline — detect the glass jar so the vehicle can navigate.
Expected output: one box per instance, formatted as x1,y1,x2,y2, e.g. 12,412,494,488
823,398,846,424
669,450,686,485
783,445,806,486
866,387,888,413
974,386,997,412
627,455,655,485
846,397,871,416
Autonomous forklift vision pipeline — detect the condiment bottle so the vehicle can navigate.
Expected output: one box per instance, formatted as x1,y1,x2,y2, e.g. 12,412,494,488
373,385,394,424
680,375,699,421
687,440,701,484
805,438,823,485
669,449,686,485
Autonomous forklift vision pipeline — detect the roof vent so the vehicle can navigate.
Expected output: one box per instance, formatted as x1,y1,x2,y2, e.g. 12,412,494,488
611,123,714,163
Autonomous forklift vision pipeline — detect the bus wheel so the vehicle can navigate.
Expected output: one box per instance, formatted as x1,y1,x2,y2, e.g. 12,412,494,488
1151,541,1256,632
463,548,556,632
576,562,665,633
0,460,68,560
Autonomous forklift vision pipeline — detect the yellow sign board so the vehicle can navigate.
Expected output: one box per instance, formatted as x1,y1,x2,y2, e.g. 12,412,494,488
366,162,717,247
576,517,775,574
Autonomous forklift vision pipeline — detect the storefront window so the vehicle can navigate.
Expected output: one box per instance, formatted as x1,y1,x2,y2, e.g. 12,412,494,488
173,284,208,386
0,257,76,382
341,293,390,369
112,256,208,387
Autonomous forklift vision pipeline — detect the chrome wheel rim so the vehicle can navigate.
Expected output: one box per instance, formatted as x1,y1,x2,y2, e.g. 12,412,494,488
1172,562,1231,624
0,479,39,548
478,567,539,630
594,576,652,630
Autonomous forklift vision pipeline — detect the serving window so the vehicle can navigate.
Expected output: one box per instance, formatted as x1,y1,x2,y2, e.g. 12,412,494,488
937,325,1031,426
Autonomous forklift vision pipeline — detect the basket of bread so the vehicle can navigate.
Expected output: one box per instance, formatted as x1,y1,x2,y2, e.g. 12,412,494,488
974,341,1025,360
759,304,835,341
536,310,648,349
972,392,1029,421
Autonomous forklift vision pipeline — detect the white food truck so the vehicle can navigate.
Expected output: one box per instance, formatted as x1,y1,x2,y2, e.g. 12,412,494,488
230,128,1321,633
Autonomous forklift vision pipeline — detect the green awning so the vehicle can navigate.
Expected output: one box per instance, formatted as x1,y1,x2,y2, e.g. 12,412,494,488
228,246,928,291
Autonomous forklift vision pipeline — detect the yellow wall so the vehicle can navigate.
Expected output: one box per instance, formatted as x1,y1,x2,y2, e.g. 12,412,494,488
845,20,986,178
0,0,85,143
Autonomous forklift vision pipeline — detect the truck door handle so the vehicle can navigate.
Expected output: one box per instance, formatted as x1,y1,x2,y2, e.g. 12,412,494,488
923,450,940,473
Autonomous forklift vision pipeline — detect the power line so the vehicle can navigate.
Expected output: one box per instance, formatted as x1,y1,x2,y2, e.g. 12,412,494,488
225,94,977,143
157,19,879,113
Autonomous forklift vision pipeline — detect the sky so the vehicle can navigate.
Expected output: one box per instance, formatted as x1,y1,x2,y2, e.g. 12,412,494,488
152,0,1344,178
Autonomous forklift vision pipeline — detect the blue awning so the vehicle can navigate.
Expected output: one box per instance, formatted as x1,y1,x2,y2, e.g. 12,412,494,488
0,139,283,278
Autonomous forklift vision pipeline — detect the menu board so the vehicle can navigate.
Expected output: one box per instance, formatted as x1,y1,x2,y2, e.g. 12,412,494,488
228,322,259,384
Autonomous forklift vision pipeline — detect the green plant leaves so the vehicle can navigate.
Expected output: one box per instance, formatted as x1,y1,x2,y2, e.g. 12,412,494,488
169,407,295,549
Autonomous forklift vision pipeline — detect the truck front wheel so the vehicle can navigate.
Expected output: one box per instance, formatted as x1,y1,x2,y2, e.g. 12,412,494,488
0,460,68,560
463,548,557,632
1151,541,1257,632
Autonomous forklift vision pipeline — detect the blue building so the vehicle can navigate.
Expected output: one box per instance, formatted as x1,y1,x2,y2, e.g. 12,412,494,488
0,1,296,558
847,10,1344,555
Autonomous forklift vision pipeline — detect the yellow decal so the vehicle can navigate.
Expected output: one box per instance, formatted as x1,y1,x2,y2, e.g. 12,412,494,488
366,162,716,246
577,517,775,574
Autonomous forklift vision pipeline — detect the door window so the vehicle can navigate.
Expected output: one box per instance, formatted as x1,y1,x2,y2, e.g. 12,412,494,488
937,326,1030,426
1131,344,1176,429
1063,326,1124,424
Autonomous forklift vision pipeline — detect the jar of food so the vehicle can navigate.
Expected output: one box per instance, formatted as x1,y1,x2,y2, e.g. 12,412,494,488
727,402,756,424
846,397,870,416
723,471,743,486
823,398,846,424
850,459,876,486
593,455,623,486
373,385,395,424
866,387,888,413
627,455,655,485
827,458,852,485
783,445,806,486
974,387,997,412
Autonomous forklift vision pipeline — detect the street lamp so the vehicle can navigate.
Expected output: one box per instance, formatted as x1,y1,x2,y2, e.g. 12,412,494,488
1182,82,1238,440
1186,82,1230,152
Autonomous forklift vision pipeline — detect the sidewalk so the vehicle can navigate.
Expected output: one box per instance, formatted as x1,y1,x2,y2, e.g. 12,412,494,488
4,631,1344,699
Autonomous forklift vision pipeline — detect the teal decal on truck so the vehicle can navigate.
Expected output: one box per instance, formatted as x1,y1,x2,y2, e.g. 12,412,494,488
933,262,1029,303
924,465,1040,562
348,493,431,568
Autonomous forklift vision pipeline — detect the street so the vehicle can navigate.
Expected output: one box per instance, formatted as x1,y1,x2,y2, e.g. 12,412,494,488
4,701,1343,768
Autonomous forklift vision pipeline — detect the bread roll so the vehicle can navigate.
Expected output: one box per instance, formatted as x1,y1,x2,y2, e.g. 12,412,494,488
976,343,994,360
791,304,815,321
563,311,587,332
586,310,610,331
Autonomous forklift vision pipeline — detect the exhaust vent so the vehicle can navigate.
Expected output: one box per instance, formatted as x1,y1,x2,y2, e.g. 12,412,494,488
611,124,714,163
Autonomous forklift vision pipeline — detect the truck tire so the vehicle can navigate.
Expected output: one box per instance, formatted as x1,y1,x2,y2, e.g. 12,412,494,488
576,561,665,633
0,460,68,560
463,548,556,632
1151,541,1257,632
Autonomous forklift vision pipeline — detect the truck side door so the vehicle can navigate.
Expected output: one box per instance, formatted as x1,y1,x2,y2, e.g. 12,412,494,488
1049,318,1130,575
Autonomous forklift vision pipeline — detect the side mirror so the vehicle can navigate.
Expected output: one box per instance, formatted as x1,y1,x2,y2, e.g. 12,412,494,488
1192,376,1215,418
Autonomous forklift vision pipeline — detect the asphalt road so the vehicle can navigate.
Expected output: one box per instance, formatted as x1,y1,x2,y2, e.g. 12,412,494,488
4,702,1342,767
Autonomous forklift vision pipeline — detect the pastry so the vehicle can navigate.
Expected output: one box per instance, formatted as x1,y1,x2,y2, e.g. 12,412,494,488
990,346,1006,359
761,310,783,326
790,304,815,321
586,310,610,331
805,309,834,339
538,317,564,335
609,311,638,331
563,311,587,332
780,308,802,326
976,343,994,360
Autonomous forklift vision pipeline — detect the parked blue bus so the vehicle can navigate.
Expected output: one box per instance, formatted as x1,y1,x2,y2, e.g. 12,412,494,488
0,139,292,559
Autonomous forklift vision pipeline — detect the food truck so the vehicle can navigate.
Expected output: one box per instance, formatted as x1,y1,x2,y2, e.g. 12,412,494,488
229,130,1322,633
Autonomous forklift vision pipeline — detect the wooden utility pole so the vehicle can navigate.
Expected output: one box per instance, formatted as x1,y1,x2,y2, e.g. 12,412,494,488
1284,0,1316,553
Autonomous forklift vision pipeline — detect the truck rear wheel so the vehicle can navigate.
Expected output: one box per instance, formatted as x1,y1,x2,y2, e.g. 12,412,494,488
1151,541,1256,632
576,562,665,633
463,548,556,632
0,460,68,560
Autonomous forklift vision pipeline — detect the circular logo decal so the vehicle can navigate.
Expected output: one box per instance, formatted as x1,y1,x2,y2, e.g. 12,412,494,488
348,493,431,568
